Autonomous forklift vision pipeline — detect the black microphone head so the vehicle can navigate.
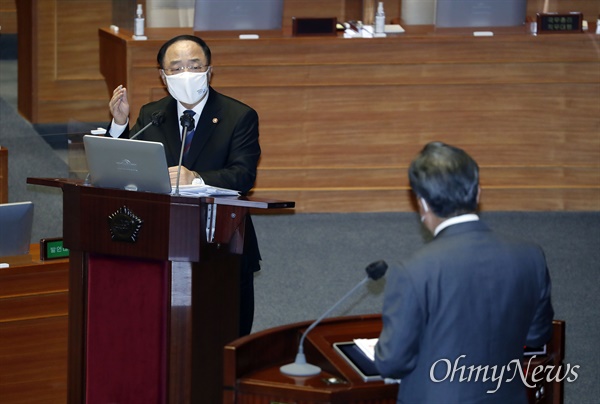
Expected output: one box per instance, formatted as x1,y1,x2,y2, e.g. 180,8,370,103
151,111,165,126
365,260,387,280
180,111,196,131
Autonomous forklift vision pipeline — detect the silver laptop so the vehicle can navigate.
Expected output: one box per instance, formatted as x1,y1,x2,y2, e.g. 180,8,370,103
0,201,34,257
83,135,172,194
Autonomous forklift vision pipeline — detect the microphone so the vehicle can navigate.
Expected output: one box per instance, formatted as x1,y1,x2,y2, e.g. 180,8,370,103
280,260,388,377
174,111,196,196
129,111,166,140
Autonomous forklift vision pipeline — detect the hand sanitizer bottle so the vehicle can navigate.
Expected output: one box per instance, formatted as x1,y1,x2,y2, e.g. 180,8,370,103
374,2,386,35
134,4,145,37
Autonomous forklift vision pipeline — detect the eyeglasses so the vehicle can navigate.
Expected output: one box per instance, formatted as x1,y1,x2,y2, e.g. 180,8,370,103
162,65,209,76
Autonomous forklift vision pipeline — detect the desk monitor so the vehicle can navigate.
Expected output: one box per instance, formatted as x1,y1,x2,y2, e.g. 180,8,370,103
0,201,34,257
193,0,284,31
435,0,527,28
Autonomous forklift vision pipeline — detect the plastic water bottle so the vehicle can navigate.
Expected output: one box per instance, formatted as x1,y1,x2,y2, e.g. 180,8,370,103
134,4,145,37
374,2,385,34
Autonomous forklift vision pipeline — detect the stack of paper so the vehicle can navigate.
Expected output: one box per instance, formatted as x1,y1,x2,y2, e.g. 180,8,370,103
172,185,240,197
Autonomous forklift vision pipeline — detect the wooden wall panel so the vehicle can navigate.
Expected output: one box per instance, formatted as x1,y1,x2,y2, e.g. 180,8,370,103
16,0,600,213
527,0,600,16
17,0,113,123
0,318,68,404
17,0,597,123
0,247,69,404
0,0,16,33
97,29,598,213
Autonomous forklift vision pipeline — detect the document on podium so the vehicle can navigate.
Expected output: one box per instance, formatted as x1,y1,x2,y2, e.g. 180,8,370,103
172,185,240,197
354,338,378,361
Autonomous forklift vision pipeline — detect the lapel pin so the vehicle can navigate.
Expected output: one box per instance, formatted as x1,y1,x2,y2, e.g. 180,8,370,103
212,118,219,124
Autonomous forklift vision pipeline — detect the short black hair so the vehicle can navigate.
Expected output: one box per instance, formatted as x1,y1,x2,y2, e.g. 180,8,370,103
156,35,212,68
408,141,479,218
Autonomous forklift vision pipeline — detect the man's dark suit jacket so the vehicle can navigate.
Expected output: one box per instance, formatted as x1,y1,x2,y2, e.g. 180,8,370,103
109,88,261,335
375,220,554,404
118,88,262,268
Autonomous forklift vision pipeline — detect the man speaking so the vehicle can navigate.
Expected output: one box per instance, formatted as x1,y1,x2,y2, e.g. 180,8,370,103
107,34,261,336
375,141,554,403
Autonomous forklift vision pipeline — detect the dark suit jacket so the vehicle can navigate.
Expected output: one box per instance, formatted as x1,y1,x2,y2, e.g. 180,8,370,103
375,220,554,404
119,89,262,266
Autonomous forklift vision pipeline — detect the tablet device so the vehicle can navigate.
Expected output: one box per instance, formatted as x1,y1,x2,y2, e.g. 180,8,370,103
333,341,382,382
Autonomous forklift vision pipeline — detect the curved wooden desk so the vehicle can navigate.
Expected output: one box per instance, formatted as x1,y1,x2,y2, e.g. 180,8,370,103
224,314,565,404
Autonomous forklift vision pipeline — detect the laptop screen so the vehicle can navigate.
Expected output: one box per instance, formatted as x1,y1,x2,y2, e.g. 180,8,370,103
83,135,172,194
0,201,34,257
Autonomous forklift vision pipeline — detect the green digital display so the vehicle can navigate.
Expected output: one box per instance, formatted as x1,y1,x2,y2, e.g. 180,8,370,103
41,238,70,260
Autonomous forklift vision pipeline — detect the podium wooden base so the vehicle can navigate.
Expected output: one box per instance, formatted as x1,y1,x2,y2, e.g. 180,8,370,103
26,177,294,404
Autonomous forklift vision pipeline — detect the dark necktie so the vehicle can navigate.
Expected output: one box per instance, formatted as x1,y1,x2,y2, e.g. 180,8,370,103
183,110,196,161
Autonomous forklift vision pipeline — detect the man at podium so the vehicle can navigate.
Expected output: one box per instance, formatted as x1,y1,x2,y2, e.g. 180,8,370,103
375,142,554,403
106,34,262,336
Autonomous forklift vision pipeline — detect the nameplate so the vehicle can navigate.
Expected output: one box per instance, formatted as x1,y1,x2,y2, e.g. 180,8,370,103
40,238,70,260
536,12,583,34
292,17,337,37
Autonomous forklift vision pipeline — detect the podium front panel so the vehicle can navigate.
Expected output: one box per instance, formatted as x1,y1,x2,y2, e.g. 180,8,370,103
85,254,170,403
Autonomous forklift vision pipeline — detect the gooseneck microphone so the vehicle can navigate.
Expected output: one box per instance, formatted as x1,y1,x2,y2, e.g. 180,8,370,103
279,260,388,377
174,111,196,196
129,110,165,140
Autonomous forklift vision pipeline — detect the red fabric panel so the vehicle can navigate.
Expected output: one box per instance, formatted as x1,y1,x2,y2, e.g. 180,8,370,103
86,254,169,404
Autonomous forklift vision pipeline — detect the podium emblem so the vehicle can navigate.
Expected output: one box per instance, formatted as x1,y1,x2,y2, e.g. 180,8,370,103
108,206,143,242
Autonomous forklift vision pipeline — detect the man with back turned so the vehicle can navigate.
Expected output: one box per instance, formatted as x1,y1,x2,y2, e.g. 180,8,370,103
375,141,554,403
107,34,261,336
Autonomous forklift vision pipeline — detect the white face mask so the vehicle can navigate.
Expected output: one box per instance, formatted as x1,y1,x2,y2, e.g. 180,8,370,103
164,71,209,105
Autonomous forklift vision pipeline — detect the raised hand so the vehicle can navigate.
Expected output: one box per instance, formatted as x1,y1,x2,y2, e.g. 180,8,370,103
109,85,130,125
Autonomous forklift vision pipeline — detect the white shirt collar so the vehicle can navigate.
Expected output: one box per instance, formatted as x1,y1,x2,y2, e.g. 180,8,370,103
434,214,480,237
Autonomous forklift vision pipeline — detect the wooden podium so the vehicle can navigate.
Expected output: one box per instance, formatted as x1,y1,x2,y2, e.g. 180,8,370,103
27,177,294,404
224,314,565,404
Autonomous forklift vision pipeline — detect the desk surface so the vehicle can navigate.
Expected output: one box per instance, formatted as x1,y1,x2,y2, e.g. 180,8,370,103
0,243,68,268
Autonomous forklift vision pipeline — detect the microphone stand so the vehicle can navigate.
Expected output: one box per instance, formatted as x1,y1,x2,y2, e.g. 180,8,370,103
280,260,388,377
130,110,165,140
174,112,195,196
129,121,153,140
